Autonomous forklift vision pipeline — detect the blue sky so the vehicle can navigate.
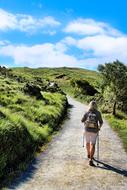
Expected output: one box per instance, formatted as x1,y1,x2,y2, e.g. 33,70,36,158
0,0,127,70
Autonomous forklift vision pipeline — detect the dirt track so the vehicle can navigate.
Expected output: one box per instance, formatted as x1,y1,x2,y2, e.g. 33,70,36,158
8,97,127,190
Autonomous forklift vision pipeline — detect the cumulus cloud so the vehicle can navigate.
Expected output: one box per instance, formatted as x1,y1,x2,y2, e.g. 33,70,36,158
64,18,122,36
0,43,80,68
0,9,17,30
1,34,127,70
61,36,77,46
0,8,61,34
0,41,113,70
77,35,127,59
61,35,127,64
63,18,127,67
1,38,126,70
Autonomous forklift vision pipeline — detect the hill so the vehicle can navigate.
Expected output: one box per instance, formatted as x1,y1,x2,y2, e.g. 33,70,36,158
11,67,101,102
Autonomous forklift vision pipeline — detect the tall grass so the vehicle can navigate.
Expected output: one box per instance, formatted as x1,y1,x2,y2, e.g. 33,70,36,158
0,74,67,186
105,112,127,151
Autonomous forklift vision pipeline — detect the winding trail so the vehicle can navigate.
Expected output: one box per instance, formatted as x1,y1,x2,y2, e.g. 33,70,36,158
8,97,127,190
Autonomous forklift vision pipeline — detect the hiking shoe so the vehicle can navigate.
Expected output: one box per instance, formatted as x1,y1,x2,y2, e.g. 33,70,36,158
89,160,96,167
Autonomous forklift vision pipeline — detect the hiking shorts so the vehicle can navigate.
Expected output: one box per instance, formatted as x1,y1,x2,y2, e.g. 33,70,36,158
85,131,98,145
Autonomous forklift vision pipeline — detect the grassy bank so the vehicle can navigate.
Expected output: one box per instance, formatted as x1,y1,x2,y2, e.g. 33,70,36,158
0,74,68,187
104,112,127,152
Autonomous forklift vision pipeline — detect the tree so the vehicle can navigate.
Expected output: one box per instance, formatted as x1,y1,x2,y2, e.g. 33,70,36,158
98,60,127,115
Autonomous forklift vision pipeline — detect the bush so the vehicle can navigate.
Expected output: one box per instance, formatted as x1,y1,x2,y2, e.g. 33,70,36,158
23,83,43,99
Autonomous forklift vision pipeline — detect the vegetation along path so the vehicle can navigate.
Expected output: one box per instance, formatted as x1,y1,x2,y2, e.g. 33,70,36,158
8,97,127,190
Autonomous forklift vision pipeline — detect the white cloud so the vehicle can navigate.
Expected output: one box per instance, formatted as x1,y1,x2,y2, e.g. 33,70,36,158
67,34,127,64
0,40,99,70
77,35,127,59
1,33,127,70
0,9,17,30
63,18,127,67
0,8,61,34
61,36,77,46
0,43,79,68
64,18,122,36
60,34,127,67
0,41,114,70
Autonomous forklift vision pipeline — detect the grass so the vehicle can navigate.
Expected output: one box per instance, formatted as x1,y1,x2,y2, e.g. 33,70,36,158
104,111,127,152
0,73,67,187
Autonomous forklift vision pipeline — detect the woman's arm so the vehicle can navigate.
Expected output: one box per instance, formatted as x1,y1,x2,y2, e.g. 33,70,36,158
81,112,87,123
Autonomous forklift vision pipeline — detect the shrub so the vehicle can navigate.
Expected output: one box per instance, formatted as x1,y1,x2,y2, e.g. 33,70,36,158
23,83,43,100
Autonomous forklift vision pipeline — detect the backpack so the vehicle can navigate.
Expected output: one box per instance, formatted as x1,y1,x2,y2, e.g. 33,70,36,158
85,111,98,129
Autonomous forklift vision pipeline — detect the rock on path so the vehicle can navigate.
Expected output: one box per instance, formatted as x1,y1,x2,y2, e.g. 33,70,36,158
8,97,127,190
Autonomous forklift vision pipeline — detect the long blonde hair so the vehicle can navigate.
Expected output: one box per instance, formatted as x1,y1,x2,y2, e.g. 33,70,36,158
88,100,97,111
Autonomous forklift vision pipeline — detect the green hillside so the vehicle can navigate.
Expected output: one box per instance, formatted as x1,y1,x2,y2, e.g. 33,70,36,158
0,67,68,186
12,67,100,85
11,67,101,102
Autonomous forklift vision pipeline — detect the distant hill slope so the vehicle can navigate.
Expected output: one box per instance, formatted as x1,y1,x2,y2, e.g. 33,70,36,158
12,67,99,83
12,67,101,101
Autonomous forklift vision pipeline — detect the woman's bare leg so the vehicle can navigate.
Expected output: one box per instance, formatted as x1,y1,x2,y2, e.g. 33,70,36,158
90,144,95,160
86,142,90,157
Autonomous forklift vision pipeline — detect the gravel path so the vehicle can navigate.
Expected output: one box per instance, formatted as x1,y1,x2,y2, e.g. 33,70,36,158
8,97,127,190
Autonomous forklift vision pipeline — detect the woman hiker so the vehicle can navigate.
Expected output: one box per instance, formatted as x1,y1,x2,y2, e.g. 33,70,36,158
81,100,103,166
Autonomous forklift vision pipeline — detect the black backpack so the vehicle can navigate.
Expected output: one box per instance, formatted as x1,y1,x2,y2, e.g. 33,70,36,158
85,110,98,129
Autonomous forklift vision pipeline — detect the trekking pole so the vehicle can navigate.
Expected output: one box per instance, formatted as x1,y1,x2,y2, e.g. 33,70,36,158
97,132,99,166
82,131,85,147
